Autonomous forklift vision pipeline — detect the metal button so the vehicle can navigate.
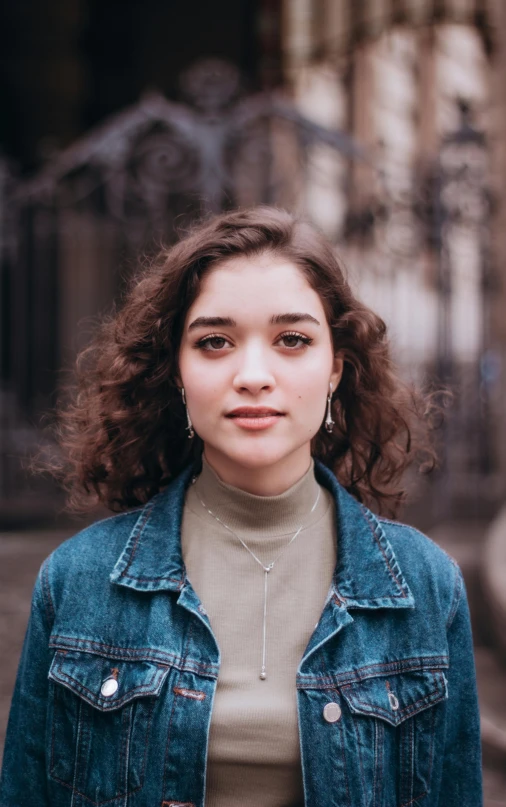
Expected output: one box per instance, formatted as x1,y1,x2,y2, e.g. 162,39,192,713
100,678,119,697
323,702,342,723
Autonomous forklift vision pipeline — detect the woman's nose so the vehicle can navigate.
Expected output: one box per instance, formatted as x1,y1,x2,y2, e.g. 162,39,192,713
232,344,276,392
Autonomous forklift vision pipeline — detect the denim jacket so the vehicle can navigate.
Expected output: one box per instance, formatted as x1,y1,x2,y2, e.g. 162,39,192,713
0,458,482,807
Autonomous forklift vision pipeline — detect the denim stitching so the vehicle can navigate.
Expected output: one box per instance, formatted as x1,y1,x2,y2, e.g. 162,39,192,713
49,637,219,675
50,683,143,804
118,703,130,797
120,574,185,585
373,719,384,807
398,713,407,806
351,707,367,803
51,679,157,803
320,652,351,807
138,697,157,786
53,657,160,709
398,698,440,807
341,680,445,722
327,655,448,677
73,697,86,797
372,719,378,806
378,518,461,572
49,638,179,659
297,656,449,688
41,559,55,626
337,705,352,807
407,709,415,805
360,507,407,596
426,693,437,782
162,622,194,799
53,678,160,711
119,499,157,579
49,684,59,777
49,775,143,805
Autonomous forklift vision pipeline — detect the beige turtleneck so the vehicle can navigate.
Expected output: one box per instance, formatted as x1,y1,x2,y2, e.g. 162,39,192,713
181,454,337,807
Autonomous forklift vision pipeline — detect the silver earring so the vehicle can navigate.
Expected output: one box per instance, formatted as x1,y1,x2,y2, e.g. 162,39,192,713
325,383,334,433
180,387,194,439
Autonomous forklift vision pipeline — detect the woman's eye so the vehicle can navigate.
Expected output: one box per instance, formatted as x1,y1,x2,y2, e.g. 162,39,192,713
196,336,229,351
195,332,313,352
279,332,313,349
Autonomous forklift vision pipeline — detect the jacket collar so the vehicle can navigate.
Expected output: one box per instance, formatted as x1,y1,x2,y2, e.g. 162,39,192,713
110,457,414,610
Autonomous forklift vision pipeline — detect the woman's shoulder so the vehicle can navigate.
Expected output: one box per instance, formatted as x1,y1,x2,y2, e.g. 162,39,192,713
377,514,458,569
44,507,145,578
376,513,463,621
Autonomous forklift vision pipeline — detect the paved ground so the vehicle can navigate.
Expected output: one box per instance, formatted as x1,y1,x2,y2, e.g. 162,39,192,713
0,526,505,804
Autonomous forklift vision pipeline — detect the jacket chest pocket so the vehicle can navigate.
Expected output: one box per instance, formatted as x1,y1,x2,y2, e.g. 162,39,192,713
48,649,171,804
339,668,448,807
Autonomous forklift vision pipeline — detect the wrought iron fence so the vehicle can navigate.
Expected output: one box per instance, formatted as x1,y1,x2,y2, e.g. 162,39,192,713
0,60,499,523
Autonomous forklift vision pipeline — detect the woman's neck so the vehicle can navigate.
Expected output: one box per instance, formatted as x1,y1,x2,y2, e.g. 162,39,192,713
191,453,323,537
201,446,313,496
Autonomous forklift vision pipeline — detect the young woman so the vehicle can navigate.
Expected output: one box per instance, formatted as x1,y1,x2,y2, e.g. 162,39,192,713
0,206,482,806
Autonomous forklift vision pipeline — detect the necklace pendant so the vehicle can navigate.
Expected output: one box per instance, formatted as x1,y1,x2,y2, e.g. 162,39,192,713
260,667,267,680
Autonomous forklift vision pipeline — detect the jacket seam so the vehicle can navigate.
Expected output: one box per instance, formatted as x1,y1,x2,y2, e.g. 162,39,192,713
49,638,219,675
162,621,194,796
297,656,449,687
40,557,55,630
118,498,158,579
320,651,351,807
446,566,463,631
361,507,408,597
120,573,185,585
52,663,160,708
378,518,462,572
341,679,445,720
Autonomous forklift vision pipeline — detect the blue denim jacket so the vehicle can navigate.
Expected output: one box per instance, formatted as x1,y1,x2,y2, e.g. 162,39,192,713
0,458,482,807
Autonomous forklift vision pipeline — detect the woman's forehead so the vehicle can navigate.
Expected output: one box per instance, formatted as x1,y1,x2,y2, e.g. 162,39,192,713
198,254,315,297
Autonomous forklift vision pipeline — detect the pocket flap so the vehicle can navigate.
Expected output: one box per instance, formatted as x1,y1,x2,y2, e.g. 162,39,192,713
49,650,171,712
340,670,447,727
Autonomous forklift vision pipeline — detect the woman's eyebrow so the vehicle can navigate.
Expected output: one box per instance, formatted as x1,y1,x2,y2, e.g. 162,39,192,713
188,313,321,331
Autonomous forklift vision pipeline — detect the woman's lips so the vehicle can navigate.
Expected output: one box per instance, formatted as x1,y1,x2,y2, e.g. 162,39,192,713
227,414,284,431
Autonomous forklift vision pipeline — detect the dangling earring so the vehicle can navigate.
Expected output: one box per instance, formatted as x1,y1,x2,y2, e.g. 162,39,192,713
325,382,334,433
180,387,194,439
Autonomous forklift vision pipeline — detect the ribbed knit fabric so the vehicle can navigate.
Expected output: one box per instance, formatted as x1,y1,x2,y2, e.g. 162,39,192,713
181,454,337,807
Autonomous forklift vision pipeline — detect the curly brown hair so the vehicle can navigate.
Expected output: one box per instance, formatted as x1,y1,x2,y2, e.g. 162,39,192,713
42,205,437,516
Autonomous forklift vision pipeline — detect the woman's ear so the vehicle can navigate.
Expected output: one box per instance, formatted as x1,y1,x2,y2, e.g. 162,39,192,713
330,353,344,393
173,369,183,391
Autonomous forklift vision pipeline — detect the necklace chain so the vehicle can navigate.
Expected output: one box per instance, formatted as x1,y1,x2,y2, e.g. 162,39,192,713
195,483,321,680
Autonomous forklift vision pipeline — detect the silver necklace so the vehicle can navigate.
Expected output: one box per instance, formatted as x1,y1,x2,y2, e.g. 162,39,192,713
195,484,321,681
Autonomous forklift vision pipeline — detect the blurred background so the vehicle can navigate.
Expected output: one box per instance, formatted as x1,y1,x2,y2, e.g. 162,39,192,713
0,0,505,801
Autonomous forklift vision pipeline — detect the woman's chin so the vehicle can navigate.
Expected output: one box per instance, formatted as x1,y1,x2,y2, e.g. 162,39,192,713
204,438,305,471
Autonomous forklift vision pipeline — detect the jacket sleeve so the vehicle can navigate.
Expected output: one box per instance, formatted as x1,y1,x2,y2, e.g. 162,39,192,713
0,559,54,806
437,567,483,807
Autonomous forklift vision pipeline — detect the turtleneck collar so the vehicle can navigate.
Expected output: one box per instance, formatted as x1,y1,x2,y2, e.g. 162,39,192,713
190,454,327,538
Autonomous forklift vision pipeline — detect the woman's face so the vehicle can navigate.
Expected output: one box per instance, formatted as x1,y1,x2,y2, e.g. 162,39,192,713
177,253,343,492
